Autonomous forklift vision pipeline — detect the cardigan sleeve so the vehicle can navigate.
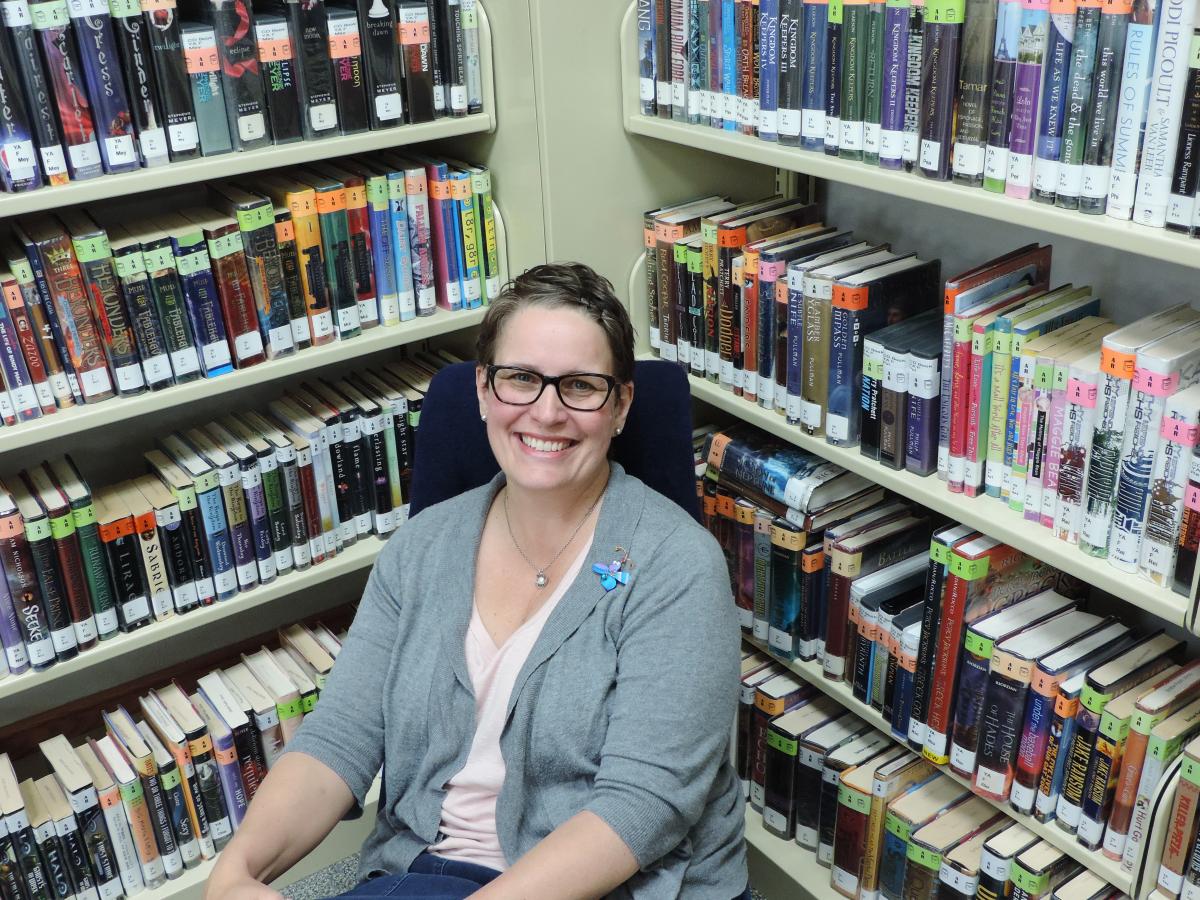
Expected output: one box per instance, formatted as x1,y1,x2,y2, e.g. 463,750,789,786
582,521,740,868
282,535,404,806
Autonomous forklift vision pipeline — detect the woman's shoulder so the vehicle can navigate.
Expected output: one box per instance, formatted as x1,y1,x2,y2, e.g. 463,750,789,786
620,471,725,575
378,479,495,565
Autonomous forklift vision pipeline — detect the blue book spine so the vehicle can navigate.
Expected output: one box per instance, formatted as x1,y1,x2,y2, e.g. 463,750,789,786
170,239,233,378
878,829,910,900
443,182,466,313
891,665,915,739
722,0,738,130
879,0,910,167
1032,6,1074,200
786,265,806,424
20,234,82,402
196,482,238,601
759,0,781,139
709,0,724,127
823,8,842,154
767,542,801,661
801,0,828,149
827,304,856,443
386,171,416,321
756,270,778,399
452,171,482,309
365,179,398,325
0,30,39,192
1035,703,1079,822
240,466,275,584
67,0,138,173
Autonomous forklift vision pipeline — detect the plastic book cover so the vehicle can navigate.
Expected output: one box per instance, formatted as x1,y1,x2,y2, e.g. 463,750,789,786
0,282,39,420
282,0,338,138
182,23,233,155
837,0,869,159
254,13,302,141
823,0,842,153
205,0,271,150
140,0,200,160
860,0,885,163
295,170,361,337
1033,668,1087,822
259,175,335,345
860,311,927,460
1004,0,1051,199
104,0,167,168
3,0,68,183
1164,32,1200,233
818,735,893,865
1105,0,1162,218
268,206,312,345
325,6,368,133
30,0,103,178
106,228,174,391
1076,0,1134,213
184,427,259,592
11,229,84,405
1030,0,1075,202
760,695,841,837
126,225,203,383
878,775,969,900
794,713,871,848
67,0,138,173
950,0,997,184
902,324,943,474
0,482,55,668
397,0,434,121
0,274,54,414
915,0,962,180
831,747,910,898
0,29,39,191
849,554,926,704
1054,0,1103,208
904,798,1004,900
315,163,378,327
750,672,812,810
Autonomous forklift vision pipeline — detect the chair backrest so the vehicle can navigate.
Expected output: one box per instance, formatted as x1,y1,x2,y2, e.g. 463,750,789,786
407,360,700,521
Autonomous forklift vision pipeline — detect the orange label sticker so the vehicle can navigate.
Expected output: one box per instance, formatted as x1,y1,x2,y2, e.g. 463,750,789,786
832,284,870,310
1100,346,1136,379
405,173,427,195
707,432,732,468
450,178,472,201
133,510,155,533
345,185,366,208
429,180,452,201
2,284,21,310
654,222,686,242
643,227,655,249
214,744,237,766
756,693,789,715
716,494,736,519
1049,0,1075,11
718,227,747,249
275,219,295,243
776,279,788,303
315,190,347,215
703,494,717,516
258,36,292,61
188,735,214,757
184,45,219,73
398,19,429,44
802,551,824,573
328,29,361,58
1054,693,1080,718
0,514,21,539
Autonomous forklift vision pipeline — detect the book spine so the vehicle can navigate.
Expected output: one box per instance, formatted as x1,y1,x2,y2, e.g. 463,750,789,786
99,513,153,629
983,0,1020,190
3,0,69,182
964,328,993,494
973,665,1032,801
105,0,168,166
862,0,886,161
1102,723,1151,857
1010,673,1061,813
826,299,857,443
140,0,201,160
638,0,656,113
1037,368,1074,524
395,168,426,317
922,569,971,763
233,207,296,359
206,0,269,150
1053,374,1099,541
362,176,398,325
111,250,174,390
907,545,946,748
48,502,100,646
1165,31,1200,232
37,232,114,401
878,818,911,899
2,279,54,413
947,318,976,490
1061,702,1104,834
183,24,232,155
290,0,338,137
902,0,924,167
30,0,104,178
191,477,236,601
1109,372,1175,569
20,237,83,404
1005,0,1050,198
832,783,871,896
68,0,138,173
170,238,234,378
839,0,869,158
339,182,378,328
1056,0,1103,207
1080,363,1134,555
71,239,144,397
26,513,80,661
126,501,170,620
0,292,39,419
1140,409,1199,582
800,0,828,146
0,507,53,668
287,203,336,345
1032,0,1075,201
208,730,247,831
1159,760,1200,897
211,467,255,591
878,0,910,166
1121,744,1175,871
140,248,199,386
1035,689,1080,820
0,22,39,192
917,0,963,180
948,642,993,775
255,16,303,143
155,760,198,868
0,560,30,674
275,444,312,569
1077,0,1132,212
397,1,434,121
986,333,1015,494
327,8,369,133
203,231,265,369
1106,0,1160,218
825,0,842,152
800,287,830,435
154,499,198,612
1174,459,1200,597
951,0,997,183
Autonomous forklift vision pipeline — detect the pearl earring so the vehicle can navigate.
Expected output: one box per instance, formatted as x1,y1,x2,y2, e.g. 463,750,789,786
481,413,487,422
615,427,622,436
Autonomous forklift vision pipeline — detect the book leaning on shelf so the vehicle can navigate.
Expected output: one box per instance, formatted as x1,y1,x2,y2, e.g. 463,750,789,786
636,0,1200,237
0,0,485,191
0,349,454,679
0,155,496,432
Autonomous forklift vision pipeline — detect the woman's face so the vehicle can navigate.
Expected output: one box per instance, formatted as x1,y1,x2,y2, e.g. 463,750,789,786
476,305,634,498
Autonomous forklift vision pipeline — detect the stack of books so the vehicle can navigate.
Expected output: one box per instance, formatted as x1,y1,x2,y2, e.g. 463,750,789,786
0,0,484,191
0,155,497,425
637,0,1200,234
0,348,453,679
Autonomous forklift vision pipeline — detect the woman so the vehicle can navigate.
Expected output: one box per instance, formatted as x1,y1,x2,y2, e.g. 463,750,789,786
206,263,747,899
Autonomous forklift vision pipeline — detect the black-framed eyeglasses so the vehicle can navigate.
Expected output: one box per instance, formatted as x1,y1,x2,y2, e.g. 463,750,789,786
486,365,619,411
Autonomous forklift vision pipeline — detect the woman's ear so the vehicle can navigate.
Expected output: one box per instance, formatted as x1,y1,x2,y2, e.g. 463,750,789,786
613,381,635,435
476,365,489,419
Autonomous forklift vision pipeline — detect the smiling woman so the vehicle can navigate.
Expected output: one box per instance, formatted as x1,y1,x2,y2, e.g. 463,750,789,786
205,264,750,900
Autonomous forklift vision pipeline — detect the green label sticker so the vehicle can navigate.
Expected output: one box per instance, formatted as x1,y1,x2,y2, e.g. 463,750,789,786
278,698,303,719
175,249,209,278
119,778,144,803
1131,708,1162,736
674,243,688,264
687,250,702,274
366,178,387,205
993,332,1013,356
885,813,911,842
9,259,32,283
1009,865,1049,896
767,731,798,756
1097,710,1128,743
1183,755,1200,788
1081,684,1114,715
838,784,872,815
71,503,96,527
701,223,717,243
929,541,952,565
924,0,965,22
72,235,111,264
301,693,317,714
108,0,137,15
142,246,176,272
236,204,274,233
947,553,989,581
175,486,198,512
25,517,50,541
196,470,220,494
828,0,844,22
864,357,885,380
30,0,67,28
1192,32,1200,67
114,251,146,279
885,0,911,7
907,843,942,872
388,178,405,200
49,513,74,540
954,318,974,343
160,767,181,791
208,231,243,259
964,630,994,658
1034,363,1055,390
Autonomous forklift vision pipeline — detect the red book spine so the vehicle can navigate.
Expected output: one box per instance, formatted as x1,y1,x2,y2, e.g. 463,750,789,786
37,233,113,401
342,179,377,327
207,228,266,369
831,790,871,898
823,572,854,683
295,452,325,565
3,280,55,413
743,254,760,403
425,167,455,311
964,330,987,498
47,502,96,649
947,328,973,492
923,571,969,763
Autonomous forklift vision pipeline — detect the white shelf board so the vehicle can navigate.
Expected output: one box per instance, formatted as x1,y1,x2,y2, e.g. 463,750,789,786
742,805,832,900
0,537,382,723
0,1,498,218
0,307,486,457
616,3,1200,274
683,369,1190,629
130,777,380,900
743,637,1136,896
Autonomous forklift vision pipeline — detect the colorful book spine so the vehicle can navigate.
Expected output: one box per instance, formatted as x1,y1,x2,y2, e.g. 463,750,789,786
839,0,870,158
1106,0,1162,218
229,204,297,359
326,6,369,133
140,236,203,383
196,226,262,370
1031,0,1076,202
67,0,138,173
384,168,416,321
1005,0,1051,198
1077,0,1134,212
1052,363,1101,542
69,230,145,397
982,0,1022,190
1055,0,1104,208
207,0,270,150
917,0,964,180
1139,389,1200,585
3,0,69,183
879,0,911,167
30,0,104,178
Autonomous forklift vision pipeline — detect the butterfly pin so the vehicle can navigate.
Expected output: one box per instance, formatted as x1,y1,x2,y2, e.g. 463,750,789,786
592,547,633,591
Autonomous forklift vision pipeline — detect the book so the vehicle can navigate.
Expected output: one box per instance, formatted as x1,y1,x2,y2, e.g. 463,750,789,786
145,449,218,606
939,815,1012,900
397,0,434,121
1005,0,1052,199
130,473,199,614
903,798,1004,900
794,712,872,849
761,694,842,837
1007,841,1078,900
255,13,304,142
93,483,154,632
3,0,70,183
198,670,268,801
849,554,927,706
818,735,893,865
242,647,305,746
134,719,202,869
878,774,970,900
282,0,339,138
312,161,380,328
66,0,137,174
1030,0,1075,202
830,746,911,897
222,661,286,769
751,670,812,809
1168,735,1200,900
38,738,116,899
75,741,144,897
89,735,164,888
140,0,201,161
1164,30,1200,233
325,6,369,133
183,426,259,592
977,822,1039,900
916,0,964,181
1137,382,1200,585
258,175,336,345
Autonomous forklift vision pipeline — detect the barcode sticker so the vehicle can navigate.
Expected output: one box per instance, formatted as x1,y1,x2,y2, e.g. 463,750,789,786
309,103,337,131
168,121,199,152
233,330,264,361
80,367,112,398
68,140,101,171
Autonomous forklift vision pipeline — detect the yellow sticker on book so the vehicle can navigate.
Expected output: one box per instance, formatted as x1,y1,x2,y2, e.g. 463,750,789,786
947,553,988,581
771,523,805,551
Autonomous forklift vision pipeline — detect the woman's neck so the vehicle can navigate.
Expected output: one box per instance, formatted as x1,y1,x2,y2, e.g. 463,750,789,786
501,465,611,551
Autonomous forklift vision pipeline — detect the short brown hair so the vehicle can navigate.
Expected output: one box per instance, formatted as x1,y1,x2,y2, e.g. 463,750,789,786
475,263,636,384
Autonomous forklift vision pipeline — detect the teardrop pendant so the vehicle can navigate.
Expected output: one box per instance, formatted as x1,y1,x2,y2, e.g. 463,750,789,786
535,571,548,588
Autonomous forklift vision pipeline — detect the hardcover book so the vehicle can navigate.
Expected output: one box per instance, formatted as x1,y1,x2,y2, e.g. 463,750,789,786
205,0,271,149
760,694,842,838
255,13,303,142
140,0,201,160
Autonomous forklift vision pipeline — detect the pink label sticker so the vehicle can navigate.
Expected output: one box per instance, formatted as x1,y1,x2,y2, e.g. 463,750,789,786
1133,367,1178,397
1187,484,1200,512
759,260,788,280
1067,378,1098,408
1161,417,1200,447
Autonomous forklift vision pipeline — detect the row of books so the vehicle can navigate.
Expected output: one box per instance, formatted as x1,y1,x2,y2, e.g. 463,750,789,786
0,0,484,192
0,618,346,898
0,349,451,679
1152,732,1200,900
635,0,1200,234
705,424,1200,879
647,194,1200,597
740,646,1117,900
0,154,497,423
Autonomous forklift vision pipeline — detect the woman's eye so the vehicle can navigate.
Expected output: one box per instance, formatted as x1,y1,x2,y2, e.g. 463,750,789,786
569,380,596,393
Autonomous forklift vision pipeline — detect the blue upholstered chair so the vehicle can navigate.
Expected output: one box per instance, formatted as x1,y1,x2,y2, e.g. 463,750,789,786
406,359,700,521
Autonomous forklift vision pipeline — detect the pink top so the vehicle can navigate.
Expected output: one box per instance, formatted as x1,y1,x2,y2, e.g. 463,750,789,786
430,543,590,871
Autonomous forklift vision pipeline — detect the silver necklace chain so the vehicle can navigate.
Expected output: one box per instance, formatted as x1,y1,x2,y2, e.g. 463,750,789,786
503,486,604,589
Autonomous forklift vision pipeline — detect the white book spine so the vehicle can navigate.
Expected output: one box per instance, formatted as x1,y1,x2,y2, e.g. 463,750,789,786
1138,403,1200,583
1108,10,1166,218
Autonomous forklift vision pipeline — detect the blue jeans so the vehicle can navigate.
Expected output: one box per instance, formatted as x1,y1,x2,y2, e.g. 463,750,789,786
333,852,752,899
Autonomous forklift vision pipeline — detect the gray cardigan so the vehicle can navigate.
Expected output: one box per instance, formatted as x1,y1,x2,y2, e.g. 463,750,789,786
285,463,748,898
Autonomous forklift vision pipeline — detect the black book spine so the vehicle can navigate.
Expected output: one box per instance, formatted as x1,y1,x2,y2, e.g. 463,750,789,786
397,0,433,122
0,25,39,191
255,15,303,142
10,817,49,900
158,508,197,612
178,500,216,605
54,819,97,898
138,769,178,862
230,722,263,802
439,0,464,115
907,548,945,750
108,0,169,166
288,0,338,137
30,0,104,179
3,0,68,183
67,0,139,174
31,824,68,900
111,254,175,390
141,0,200,160
0,828,28,900
425,0,443,114
356,0,400,127
25,527,77,662
69,795,119,894
851,629,873,703
325,421,357,542
208,0,272,150
276,452,311,568
103,528,151,630
363,416,389,522
326,6,368,133
882,647,899,716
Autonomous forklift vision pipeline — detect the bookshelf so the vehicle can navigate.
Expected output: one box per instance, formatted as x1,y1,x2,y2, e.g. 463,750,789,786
0,5,496,220
615,6,1200,275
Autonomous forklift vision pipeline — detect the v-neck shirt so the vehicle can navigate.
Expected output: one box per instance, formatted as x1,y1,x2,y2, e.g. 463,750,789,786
430,540,592,870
